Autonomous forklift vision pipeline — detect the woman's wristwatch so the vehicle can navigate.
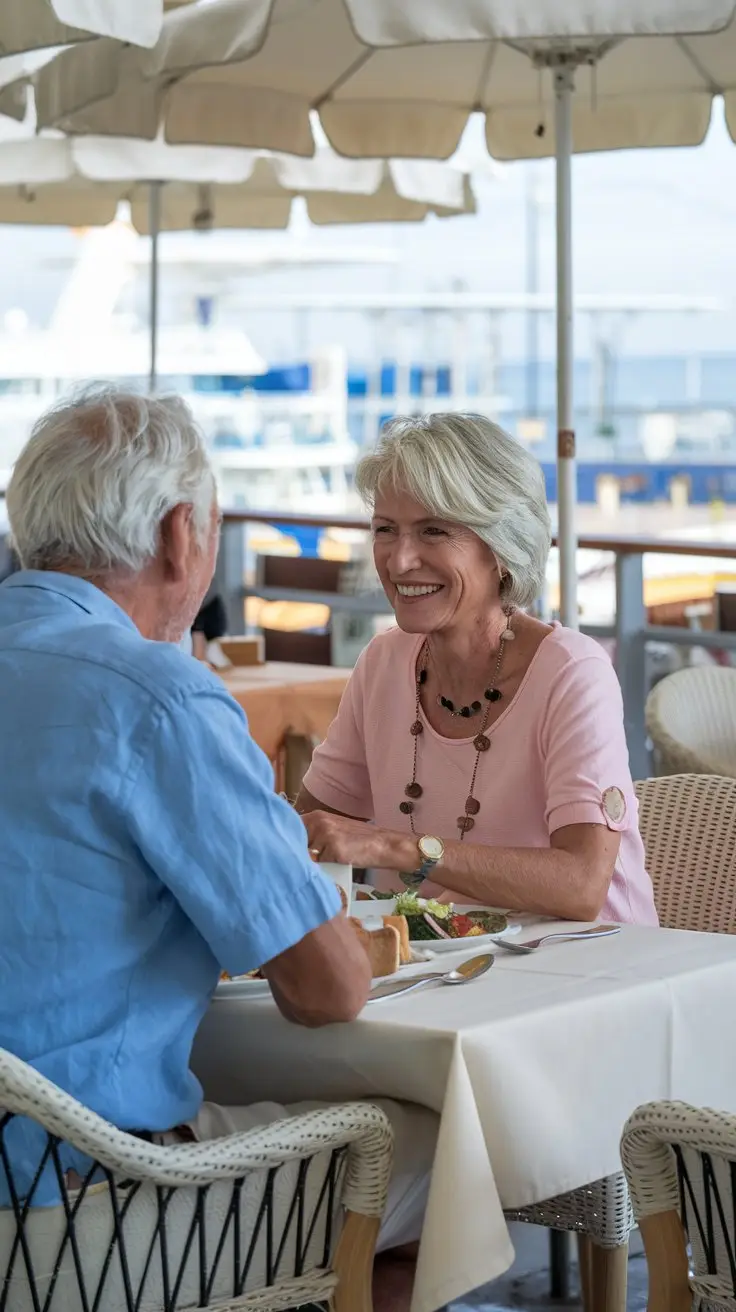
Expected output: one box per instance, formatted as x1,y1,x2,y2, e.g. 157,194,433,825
400,834,445,889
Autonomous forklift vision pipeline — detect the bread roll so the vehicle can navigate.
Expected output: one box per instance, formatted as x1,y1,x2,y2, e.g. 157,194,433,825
349,918,400,977
382,915,411,965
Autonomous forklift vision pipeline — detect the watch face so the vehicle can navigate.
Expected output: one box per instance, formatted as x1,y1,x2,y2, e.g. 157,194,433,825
420,836,444,861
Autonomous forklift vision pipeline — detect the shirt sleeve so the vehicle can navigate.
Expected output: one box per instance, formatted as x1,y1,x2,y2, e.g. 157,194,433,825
541,651,637,837
302,649,373,818
126,688,341,976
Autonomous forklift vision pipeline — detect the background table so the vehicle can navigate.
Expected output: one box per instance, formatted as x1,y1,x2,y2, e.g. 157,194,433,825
193,920,736,1312
220,662,349,792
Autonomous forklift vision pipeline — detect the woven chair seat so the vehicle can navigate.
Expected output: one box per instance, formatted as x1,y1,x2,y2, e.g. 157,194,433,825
622,1099,736,1311
646,667,736,778
505,773,736,1267
0,1047,393,1312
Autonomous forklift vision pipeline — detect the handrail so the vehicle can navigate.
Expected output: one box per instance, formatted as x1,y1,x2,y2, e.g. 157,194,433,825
224,509,367,532
222,509,736,561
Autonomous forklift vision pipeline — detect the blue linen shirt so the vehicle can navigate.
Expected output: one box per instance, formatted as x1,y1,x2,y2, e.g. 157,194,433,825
0,570,340,1202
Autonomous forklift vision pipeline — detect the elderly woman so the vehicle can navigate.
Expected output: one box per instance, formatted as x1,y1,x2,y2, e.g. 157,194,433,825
299,413,657,925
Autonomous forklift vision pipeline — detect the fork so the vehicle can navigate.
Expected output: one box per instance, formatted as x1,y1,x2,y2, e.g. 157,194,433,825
490,924,621,954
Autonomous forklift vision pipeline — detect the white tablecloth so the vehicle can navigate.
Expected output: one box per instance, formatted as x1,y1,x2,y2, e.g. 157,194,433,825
192,921,736,1312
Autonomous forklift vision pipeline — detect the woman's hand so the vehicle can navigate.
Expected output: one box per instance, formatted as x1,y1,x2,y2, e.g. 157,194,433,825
303,810,418,872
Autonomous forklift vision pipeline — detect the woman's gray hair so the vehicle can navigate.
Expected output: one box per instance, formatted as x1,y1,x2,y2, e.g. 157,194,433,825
355,412,552,609
7,386,215,575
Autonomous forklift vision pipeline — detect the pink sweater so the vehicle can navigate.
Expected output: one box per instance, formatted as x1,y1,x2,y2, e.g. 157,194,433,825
303,624,658,925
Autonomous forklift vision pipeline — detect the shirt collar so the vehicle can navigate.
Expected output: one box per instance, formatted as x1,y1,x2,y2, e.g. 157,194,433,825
2,570,140,634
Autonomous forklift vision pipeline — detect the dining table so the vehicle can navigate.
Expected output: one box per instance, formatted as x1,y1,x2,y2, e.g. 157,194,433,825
220,661,350,791
192,917,736,1312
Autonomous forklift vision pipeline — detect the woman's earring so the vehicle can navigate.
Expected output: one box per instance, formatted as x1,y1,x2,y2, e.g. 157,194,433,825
501,601,516,641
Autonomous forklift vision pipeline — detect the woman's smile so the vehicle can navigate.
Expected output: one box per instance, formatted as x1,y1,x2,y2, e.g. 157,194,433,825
394,583,445,600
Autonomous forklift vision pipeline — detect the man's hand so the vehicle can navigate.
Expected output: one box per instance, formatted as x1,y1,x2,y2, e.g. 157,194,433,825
262,911,371,1027
303,810,418,871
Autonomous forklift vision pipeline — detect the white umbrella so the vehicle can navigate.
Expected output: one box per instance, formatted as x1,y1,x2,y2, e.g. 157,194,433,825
25,0,736,627
0,132,475,388
0,0,174,53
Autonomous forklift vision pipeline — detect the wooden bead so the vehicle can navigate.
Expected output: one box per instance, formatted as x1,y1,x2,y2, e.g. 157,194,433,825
465,797,480,815
459,706,471,717
405,782,423,799
457,816,475,833
399,800,414,815
410,720,423,736
484,688,502,703
473,734,491,752
471,700,482,713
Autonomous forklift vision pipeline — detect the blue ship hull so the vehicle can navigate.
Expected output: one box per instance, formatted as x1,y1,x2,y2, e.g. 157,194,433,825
540,462,736,505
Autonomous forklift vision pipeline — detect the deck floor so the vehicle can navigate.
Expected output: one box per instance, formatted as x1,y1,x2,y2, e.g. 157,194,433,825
449,1226,647,1311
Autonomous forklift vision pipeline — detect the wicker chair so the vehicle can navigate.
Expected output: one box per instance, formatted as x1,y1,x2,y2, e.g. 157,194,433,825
646,666,736,777
636,773,736,933
0,1047,393,1312
506,773,736,1308
621,1099,736,1312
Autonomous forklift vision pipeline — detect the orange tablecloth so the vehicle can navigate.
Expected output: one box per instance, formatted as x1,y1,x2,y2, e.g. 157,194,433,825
220,662,350,761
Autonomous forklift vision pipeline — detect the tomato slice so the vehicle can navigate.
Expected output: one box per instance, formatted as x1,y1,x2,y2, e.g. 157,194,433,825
449,913,474,938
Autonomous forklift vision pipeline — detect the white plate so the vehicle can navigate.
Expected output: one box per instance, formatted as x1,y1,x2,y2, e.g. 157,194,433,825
409,906,521,954
352,891,521,952
215,976,271,1000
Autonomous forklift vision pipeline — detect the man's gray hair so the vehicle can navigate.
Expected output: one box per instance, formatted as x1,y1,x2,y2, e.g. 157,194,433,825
7,386,215,575
355,412,552,609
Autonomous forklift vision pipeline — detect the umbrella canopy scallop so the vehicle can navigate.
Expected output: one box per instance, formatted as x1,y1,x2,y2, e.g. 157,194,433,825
0,134,475,230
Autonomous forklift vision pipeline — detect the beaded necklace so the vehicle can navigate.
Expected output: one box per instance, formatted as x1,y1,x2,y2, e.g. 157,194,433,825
400,611,515,839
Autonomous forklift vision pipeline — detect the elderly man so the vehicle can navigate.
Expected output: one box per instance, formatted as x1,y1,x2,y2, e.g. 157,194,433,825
0,388,436,1302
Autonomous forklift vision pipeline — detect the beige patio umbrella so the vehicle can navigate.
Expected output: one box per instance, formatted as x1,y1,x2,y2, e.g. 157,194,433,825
24,0,736,625
0,131,474,386
0,0,181,54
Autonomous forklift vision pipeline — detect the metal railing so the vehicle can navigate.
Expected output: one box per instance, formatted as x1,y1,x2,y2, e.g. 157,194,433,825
215,509,736,779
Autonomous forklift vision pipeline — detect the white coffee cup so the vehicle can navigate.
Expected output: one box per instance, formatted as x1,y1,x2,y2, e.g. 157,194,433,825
318,862,352,912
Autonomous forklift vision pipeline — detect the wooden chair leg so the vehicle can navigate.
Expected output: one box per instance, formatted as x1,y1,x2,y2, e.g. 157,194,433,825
284,730,316,800
333,1210,381,1312
577,1233,593,1311
589,1240,628,1312
638,1212,691,1312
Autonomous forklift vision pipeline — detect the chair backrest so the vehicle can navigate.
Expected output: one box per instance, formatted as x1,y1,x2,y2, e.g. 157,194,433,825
257,554,344,595
256,554,339,664
645,666,736,777
622,1100,736,1312
635,774,736,933
263,628,332,665
0,1048,392,1312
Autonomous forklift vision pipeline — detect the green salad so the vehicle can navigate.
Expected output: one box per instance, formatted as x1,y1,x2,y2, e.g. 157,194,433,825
375,891,508,942
394,892,451,919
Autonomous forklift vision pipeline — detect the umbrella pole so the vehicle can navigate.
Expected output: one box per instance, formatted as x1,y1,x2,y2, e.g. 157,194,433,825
148,180,162,392
553,65,578,630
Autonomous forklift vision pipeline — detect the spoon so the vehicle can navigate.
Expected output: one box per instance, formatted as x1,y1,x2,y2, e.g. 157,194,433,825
367,953,494,1002
490,924,621,955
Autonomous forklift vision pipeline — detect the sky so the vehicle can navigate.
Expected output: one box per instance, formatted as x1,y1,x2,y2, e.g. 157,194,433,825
0,103,734,365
